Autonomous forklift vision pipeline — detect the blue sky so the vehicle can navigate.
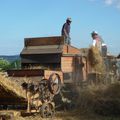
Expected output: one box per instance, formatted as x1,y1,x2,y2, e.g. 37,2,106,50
0,0,120,55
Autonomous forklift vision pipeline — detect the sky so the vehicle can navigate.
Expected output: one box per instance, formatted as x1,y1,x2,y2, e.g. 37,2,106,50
0,0,120,55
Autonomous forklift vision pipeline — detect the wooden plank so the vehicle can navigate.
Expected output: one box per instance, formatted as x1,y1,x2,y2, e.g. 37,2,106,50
21,45,63,55
21,54,61,64
7,69,44,77
0,98,26,105
82,57,87,81
24,36,64,47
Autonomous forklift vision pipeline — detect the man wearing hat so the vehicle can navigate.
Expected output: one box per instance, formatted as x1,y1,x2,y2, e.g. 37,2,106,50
91,31,102,51
91,31,107,57
61,18,72,45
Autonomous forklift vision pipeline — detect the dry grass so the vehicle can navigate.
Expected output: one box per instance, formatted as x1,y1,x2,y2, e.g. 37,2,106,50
0,72,42,99
1,110,119,120
13,111,120,120
88,46,105,73
0,72,26,98
0,81,120,120
77,83,120,116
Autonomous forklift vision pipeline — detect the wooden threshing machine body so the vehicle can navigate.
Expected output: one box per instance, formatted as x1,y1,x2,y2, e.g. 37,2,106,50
19,36,88,83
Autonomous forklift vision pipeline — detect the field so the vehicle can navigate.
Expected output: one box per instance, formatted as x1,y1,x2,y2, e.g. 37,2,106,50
1,73,120,120
1,82,120,120
1,110,120,120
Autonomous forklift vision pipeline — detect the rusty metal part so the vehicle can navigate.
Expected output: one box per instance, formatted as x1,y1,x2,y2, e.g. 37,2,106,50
40,102,55,118
22,74,60,118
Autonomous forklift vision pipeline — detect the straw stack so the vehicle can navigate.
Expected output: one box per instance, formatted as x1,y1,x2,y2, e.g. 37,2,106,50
0,72,26,99
88,46,105,73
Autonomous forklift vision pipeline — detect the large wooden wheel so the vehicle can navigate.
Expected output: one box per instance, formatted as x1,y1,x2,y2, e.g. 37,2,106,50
48,73,61,95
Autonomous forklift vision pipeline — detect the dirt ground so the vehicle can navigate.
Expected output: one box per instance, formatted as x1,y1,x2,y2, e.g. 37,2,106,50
1,110,120,120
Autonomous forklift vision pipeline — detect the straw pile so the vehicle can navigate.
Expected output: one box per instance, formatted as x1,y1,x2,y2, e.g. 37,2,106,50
0,72,43,100
88,46,105,73
0,72,26,99
77,83,120,116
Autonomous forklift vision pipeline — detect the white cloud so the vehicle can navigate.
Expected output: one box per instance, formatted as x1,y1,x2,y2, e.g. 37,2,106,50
105,0,120,9
89,0,120,9
105,0,113,5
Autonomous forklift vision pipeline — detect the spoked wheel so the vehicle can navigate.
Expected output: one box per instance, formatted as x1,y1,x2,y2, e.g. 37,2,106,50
40,102,55,118
48,73,61,95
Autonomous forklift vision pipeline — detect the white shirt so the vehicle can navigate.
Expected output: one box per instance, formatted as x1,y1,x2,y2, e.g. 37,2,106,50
92,39,96,47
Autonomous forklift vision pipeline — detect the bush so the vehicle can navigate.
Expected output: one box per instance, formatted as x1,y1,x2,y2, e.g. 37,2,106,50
0,58,21,71
0,59,10,71
9,60,21,69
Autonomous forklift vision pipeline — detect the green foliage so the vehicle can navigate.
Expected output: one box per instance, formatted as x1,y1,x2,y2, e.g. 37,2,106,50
9,59,21,69
0,59,21,71
0,58,10,71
